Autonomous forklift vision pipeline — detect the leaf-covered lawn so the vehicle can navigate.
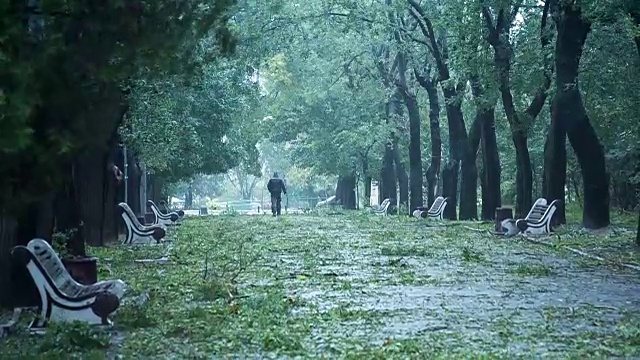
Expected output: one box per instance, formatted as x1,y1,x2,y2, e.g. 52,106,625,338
2,212,640,359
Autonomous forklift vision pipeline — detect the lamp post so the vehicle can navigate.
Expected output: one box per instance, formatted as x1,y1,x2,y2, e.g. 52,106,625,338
123,144,129,204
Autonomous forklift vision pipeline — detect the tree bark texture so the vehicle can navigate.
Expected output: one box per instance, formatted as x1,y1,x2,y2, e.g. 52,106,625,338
543,101,567,225
459,114,480,220
336,174,357,209
553,4,610,229
470,76,501,220
481,4,552,217
396,53,423,213
440,85,468,220
0,214,18,308
415,70,441,208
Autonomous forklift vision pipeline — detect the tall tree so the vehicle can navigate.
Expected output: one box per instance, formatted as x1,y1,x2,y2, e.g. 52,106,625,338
550,0,610,229
414,68,442,208
480,0,553,217
408,0,475,220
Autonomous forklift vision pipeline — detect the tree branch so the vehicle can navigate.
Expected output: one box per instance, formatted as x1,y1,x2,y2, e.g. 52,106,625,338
407,0,449,80
524,0,553,119
326,12,375,23
481,5,499,46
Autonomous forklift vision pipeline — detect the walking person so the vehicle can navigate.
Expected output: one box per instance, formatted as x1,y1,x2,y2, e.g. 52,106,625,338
267,172,287,216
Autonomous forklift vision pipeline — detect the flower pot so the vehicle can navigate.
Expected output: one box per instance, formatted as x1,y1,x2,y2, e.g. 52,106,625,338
62,256,98,285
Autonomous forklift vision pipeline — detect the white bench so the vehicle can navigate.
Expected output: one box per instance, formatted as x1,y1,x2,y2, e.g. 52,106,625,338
119,202,166,245
412,196,448,220
147,200,180,227
371,198,391,216
12,239,126,330
159,200,184,219
515,198,560,235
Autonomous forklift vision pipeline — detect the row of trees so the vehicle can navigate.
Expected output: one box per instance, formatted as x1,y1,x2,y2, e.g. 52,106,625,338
240,0,639,240
1,0,637,307
0,1,263,307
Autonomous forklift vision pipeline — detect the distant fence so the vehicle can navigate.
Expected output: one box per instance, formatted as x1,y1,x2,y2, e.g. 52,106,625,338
197,197,332,213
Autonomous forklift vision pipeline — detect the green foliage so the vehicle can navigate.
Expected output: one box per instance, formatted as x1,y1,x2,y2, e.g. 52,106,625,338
0,0,239,209
3,215,640,357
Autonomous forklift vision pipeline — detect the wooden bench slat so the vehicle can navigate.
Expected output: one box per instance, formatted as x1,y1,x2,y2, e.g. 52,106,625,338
14,239,127,330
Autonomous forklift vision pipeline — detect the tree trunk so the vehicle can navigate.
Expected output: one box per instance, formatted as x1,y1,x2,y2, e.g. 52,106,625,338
362,157,372,200
0,214,18,308
440,85,468,220
470,76,501,220
389,90,409,210
185,185,194,209
480,107,501,220
380,141,396,203
512,131,534,217
75,151,109,247
404,92,423,212
636,209,639,246
149,174,165,205
479,155,489,220
459,115,480,220
337,174,357,210
54,167,86,257
553,5,610,229
415,70,441,208
442,160,459,219
397,53,423,213
482,4,552,218
392,140,409,211
543,101,567,225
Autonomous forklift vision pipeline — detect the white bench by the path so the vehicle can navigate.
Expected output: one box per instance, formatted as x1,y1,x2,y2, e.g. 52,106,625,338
147,200,180,227
515,198,561,235
119,202,166,245
371,198,391,216
12,239,126,330
412,196,448,220
159,200,184,219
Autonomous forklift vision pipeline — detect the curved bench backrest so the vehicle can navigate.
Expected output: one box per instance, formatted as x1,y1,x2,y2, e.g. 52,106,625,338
525,198,548,221
538,199,560,222
158,200,169,214
380,198,391,211
26,238,78,295
429,197,445,213
148,200,175,221
148,200,160,213
119,202,145,229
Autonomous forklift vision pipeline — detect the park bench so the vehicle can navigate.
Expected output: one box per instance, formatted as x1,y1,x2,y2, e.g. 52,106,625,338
515,198,561,235
11,239,126,330
159,200,185,219
119,202,166,245
371,198,391,216
147,200,180,227
412,196,448,220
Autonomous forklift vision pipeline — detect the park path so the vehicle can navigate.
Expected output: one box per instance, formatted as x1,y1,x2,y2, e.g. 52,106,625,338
249,214,640,358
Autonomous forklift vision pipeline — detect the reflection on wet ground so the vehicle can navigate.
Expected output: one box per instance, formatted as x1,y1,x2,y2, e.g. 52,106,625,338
248,215,640,357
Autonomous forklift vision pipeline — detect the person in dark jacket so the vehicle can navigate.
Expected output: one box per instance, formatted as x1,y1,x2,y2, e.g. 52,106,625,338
267,172,287,216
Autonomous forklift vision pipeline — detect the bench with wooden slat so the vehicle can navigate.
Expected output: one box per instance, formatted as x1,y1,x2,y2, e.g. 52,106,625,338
412,196,448,220
515,198,561,235
12,239,126,330
147,200,180,227
159,200,184,219
119,202,166,245
371,198,391,216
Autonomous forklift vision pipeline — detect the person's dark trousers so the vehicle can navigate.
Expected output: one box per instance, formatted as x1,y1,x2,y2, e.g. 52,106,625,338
270,193,282,216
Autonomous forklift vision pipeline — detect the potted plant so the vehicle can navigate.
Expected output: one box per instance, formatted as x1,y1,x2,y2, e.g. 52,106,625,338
51,228,98,285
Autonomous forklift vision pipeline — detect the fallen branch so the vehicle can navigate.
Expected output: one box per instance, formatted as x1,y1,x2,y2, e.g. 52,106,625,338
521,234,640,271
